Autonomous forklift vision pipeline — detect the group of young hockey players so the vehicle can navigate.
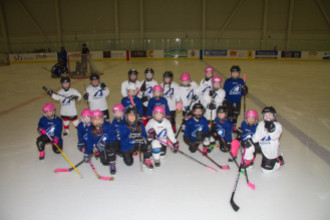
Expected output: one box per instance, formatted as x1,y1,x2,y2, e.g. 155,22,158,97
37,65,284,176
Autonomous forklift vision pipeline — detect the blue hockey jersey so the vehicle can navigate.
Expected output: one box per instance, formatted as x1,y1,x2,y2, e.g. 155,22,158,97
121,96,143,116
85,122,116,154
119,123,147,152
111,118,125,141
77,122,90,144
223,77,245,103
240,121,257,140
184,116,209,142
37,116,63,144
146,97,170,116
213,118,233,142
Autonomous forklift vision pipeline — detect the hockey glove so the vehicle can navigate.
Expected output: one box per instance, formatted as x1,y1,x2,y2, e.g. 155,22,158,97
209,89,215,98
52,136,59,145
100,83,106,90
46,88,53,95
208,103,216,110
147,128,156,139
141,96,149,103
242,85,248,95
69,95,79,101
264,120,275,133
38,127,47,135
192,95,199,102
83,93,89,101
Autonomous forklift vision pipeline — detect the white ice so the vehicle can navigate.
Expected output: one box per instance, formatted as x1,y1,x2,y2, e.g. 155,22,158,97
0,59,329,220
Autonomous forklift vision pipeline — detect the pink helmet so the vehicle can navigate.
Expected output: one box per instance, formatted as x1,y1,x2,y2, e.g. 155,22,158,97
204,67,214,73
152,85,163,92
112,104,125,112
245,110,258,120
81,108,91,117
180,72,191,81
42,103,55,113
91,110,103,118
153,106,165,114
212,76,222,84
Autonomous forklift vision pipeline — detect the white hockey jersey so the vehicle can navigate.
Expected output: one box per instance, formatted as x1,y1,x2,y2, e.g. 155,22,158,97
162,82,180,111
177,81,200,110
199,78,212,97
52,88,81,116
137,79,158,107
145,118,177,143
252,121,282,159
85,85,109,111
201,88,226,121
121,80,142,97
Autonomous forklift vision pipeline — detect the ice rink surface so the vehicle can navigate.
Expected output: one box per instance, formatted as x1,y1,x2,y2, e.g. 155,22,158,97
0,59,329,220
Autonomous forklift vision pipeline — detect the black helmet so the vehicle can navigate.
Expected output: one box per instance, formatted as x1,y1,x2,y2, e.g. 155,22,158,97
163,71,174,80
60,76,71,84
144,68,154,74
192,103,205,113
216,106,227,114
125,107,138,125
230,65,241,73
262,106,277,118
128,69,138,76
90,73,100,81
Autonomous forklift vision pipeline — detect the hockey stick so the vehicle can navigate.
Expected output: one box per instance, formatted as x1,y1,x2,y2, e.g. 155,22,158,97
89,160,114,181
136,80,146,96
230,147,247,211
195,146,229,170
42,86,67,98
243,74,246,114
175,98,195,139
54,159,84,173
45,134,83,178
156,138,217,172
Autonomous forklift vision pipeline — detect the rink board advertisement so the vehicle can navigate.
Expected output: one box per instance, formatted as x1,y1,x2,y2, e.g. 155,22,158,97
131,51,147,58
147,50,164,58
255,50,278,59
281,51,301,58
204,50,227,57
164,49,188,58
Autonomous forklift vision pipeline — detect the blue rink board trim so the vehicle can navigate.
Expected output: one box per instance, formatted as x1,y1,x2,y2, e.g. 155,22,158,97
203,60,330,166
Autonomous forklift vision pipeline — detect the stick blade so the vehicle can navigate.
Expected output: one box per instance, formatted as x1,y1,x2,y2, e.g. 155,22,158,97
222,165,230,170
230,193,240,212
101,176,114,181
54,168,70,173
248,182,255,190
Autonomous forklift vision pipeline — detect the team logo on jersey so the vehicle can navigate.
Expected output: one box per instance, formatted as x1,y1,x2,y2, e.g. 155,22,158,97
229,85,241,95
164,88,174,97
61,97,71,105
98,134,109,144
260,135,271,144
217,128,225,137
186,89,194,100
202,86,211,94
93,89,103,99
192,126,203,137
157,129,167,139
145,86,153,95
46,125,56,137
83,133,88,141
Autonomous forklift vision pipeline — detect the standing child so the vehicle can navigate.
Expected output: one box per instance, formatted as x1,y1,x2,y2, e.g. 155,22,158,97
46,76,81,135
146,85,171,122
121,84,143,117
223,65,248,130
84,110,118,174
110,104,125,157
162,71,181,132
248,106,284,174
145,106,179,167
138,68,158,124
36,103,63,160
199,66,214,96
77,109,91,153
119,107,153,169
84,73,110,121
121,69,142,97
201,76,226,123
183,103,210,153
210,106,234,153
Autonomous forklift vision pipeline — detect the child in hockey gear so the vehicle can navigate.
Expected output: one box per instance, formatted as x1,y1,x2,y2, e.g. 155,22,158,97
146,85,171,121
199,66,214,96
138,68,158,124
183,103,210,153
121,69,142,97
36,103,63,160
223,65,248,130
162,71,181,132
248,106,284,174
47,76,81,136
77,109,91,153
84,73,110,121
237,110,258,142
51,62,67,78
211,106,234,152
119,107,153,169
201,76,226,122
121,84,143,117
145,106,179,167
177,73,200,132
110,104,125,157
85,110,118,174
57,47,67,67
